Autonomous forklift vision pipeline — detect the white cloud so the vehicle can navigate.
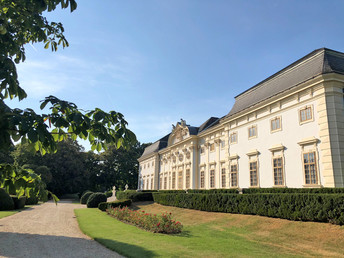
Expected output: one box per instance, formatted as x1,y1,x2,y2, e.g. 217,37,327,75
16,51,145,100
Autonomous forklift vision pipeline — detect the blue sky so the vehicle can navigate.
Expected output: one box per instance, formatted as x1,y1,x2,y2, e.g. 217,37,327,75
9,0,344,148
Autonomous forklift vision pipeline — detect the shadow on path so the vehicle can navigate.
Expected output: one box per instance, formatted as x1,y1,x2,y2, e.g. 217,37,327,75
0,231,155,257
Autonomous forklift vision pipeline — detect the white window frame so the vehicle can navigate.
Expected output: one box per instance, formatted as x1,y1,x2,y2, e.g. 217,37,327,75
248,125,257,139
230,132,238,144
270,116,282,133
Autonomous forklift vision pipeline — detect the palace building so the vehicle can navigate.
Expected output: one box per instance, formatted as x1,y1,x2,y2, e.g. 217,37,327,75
137,48,344,190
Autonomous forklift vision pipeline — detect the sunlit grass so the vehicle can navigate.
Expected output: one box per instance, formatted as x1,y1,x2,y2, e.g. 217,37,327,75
75,202,344,257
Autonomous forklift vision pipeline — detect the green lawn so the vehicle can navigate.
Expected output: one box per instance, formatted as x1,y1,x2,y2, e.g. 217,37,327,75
75,202,344,257
0,206,33,219
0,210,19,219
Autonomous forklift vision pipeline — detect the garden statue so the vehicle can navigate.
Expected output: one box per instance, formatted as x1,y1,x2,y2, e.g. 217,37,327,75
112,186,116,197
125,184,128,191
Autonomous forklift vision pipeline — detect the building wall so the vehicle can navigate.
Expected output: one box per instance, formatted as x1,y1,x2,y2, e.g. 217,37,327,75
138,75,344,190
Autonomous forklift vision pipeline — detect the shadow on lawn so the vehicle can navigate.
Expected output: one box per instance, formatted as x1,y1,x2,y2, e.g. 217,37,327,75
96,237,156,257
131,201,154,210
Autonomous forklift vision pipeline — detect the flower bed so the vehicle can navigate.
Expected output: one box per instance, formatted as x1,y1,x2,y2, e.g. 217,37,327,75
106,206,183,234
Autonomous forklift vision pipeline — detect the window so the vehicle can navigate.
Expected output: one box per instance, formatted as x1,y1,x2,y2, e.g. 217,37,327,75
152,161,154,167
271,117,281,132
249,161,258,186
248,126,257,139
164,176,167,189
230,164,238,187
210,169,215,188
143,178,145,190
172,172,176,189
273,157,284,185
185,169,190,189
221,168,226,188
144,164,146,169
169,174,171,189
230,132,237,144
210,143,215,152
178,171,183,189
300,106,312,123
147,163,150,168
159,175,163,189
221,140,225,149
200,170,205,188
303,152,318,184
200,147,205,154
151,178,153,190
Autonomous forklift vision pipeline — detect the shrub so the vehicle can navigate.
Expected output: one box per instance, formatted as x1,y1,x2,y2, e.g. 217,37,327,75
116,190,153,202
87,192,107,208
158,190,186,194
11,196,26,209
242,188,344,194
188,189,239,194
98,199,132,211
107,206,183,234
25,195,39,205
80,191,93,204
153,193,344,225
79,190,92,199
105,190,113,198
0,188,14,211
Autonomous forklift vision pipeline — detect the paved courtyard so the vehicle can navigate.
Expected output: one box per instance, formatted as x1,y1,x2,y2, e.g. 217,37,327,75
0,200,122,258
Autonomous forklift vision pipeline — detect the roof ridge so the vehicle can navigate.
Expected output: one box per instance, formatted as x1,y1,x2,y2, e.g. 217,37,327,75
234,48,326,99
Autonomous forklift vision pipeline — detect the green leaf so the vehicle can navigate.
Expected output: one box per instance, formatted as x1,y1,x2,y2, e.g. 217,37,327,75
17,188,25,198
28,129,38,143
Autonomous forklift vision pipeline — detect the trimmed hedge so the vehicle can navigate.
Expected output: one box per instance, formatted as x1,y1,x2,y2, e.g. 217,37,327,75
80,191,94,204
11,196,26,209
158,190,186,194
188,189,239,194
25,195,39,205
98,199,132,211
0,188,14,211
242,188,344,194
116,190,153,202
153,193,344,225
87,192,107,208
105,190,113,198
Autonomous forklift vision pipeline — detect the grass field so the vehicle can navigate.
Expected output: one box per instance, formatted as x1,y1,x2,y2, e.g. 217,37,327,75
0,206,34,219
75,202,344,257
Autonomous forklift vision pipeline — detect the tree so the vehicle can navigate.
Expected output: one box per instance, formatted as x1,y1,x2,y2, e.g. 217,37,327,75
0,0,136,154
99,142,150,190
12,140,86,195
0,0,136,200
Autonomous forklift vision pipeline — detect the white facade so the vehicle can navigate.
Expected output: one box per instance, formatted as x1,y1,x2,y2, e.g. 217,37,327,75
138,48,344,190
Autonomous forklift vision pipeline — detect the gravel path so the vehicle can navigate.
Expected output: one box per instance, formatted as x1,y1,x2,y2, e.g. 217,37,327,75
0,200,122,258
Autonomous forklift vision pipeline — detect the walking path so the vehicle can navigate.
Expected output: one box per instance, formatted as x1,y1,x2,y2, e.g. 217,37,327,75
0,200,122,258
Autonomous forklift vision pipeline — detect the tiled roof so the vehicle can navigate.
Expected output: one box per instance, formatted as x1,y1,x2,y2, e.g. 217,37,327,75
226,48,344,118
140,134,170,159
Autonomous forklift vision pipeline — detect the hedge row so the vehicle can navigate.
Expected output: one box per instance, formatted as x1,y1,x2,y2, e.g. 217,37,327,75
242,188,344,194
116,190,154,202
98,199,132,211
188,189,239,194
157,189,238,194
152,193,344,225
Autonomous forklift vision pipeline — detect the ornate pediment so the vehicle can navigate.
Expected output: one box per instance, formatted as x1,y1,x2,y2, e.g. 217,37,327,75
168,119,190,146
